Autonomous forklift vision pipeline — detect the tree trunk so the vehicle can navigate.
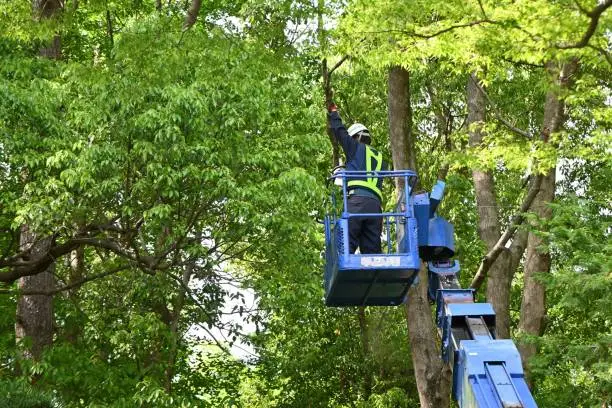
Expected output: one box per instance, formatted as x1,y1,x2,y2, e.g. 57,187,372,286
165,230,201,392
405,264,452,407
15,0,63,363
518,60,578,378
389,66,451,407
358,307,373,400
388,66,417,174
15,228,54,361
467,73,513,338
165,264,191,393
33,0,62,59
519,170,554,348
426,83,453,180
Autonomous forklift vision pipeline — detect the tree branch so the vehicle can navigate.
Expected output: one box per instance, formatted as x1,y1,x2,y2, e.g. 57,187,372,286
329,55,350,76
573,0,590,15
556,0,612,49
1,233,163,283
0,264,131,296
106,8,114,49
363,19,494,39
509,228,529,272
469,174,543,290
477,0,488,19
71,237,137,260
501,57,546,69
587,44,612,67
164,271,252,356
182,0,202,32
472,79,533,139
425,82,454,180
0,239,79,282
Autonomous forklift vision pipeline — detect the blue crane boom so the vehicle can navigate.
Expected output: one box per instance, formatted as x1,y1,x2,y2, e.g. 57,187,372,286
323,170,538,408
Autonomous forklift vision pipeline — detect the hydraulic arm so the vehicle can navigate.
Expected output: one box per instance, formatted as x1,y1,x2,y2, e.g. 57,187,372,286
416,188,538,408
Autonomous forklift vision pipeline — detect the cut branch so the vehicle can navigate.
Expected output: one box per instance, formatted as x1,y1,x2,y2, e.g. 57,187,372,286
322,58,340,167
470,174,543,290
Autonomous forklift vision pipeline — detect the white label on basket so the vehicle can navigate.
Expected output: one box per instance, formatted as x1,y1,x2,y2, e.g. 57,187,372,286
361,256,401,267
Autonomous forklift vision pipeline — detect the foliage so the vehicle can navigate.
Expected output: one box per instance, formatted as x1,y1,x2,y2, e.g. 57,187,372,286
526,194,612,407
0,378,62,408
361,387,419,408
1,2,328,406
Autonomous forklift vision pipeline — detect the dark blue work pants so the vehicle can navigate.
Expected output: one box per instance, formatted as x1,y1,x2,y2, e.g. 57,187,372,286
347,195,382,254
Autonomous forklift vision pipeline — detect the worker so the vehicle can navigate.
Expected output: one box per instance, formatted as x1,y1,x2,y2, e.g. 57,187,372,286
328,102,389,255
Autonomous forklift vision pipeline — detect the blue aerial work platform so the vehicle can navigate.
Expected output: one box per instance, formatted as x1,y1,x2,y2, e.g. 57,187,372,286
323,170,420,306
322,169,538,407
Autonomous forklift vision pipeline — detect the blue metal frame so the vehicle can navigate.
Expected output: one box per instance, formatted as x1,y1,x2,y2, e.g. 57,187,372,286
428,260,461,301
439,303,496,363
454,340,537,408
324,170,420,306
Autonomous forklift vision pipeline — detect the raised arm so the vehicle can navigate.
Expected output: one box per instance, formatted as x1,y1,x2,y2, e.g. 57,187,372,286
328,103,358,161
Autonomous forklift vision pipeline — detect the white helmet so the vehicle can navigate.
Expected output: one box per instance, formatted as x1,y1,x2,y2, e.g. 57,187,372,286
347,123,369,138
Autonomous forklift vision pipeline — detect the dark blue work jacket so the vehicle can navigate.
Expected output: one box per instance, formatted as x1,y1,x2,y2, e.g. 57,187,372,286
328,111,388,201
